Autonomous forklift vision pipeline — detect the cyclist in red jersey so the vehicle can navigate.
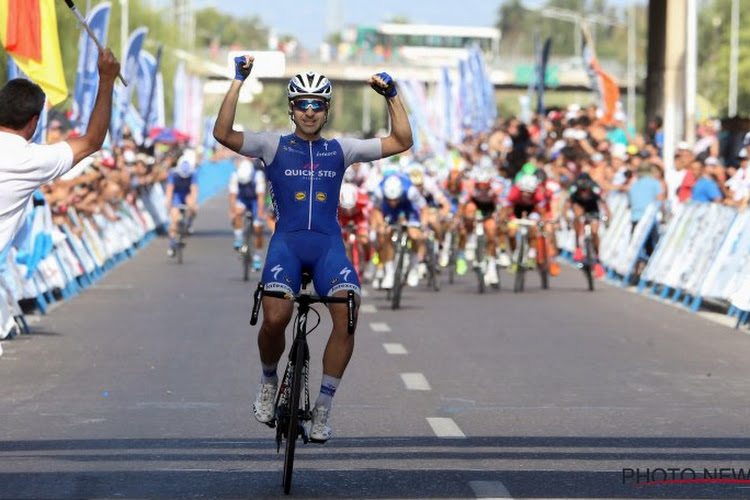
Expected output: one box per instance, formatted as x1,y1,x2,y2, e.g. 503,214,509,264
338,182,372,279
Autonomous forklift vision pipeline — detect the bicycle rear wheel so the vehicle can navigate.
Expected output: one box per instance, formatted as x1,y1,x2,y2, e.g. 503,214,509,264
283,341,305,494
475,234,485,294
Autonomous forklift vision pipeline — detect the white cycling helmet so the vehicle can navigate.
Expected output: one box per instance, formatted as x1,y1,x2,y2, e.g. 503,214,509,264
383,175,404,200
517,174,540,193
474,168,493,186
175,151,196,178
339,183,358,210
287,71,332,101
236,159,253,184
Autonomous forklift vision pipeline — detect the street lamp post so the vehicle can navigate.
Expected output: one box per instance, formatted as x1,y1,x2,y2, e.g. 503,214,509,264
119,0,128,63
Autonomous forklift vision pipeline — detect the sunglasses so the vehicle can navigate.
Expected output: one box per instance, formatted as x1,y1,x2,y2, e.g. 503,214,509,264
292,98,327,112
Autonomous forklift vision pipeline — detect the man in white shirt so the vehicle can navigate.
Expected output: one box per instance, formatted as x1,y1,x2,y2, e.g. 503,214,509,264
0,49,120,253
726,149,750,208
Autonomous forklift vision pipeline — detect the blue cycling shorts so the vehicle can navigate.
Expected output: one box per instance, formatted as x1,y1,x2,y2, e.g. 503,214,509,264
172,192,189,207
261,230,360,297
236,197,259,218
381,204,421,227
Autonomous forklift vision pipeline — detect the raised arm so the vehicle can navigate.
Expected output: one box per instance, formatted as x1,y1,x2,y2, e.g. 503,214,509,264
213,55,254,153
368,72,413,158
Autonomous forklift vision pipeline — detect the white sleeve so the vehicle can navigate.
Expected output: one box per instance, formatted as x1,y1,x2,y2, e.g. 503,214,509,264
407,185,427,210
240,132,280,165
255,170,266,195
228,172,239,194
339,137,383,167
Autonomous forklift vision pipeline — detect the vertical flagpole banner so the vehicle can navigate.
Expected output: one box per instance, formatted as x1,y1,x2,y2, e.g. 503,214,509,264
72,1,110,133
116,26,148,142
173,61,186,133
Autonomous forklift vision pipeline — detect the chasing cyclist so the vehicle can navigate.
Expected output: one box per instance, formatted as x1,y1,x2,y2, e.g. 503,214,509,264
229,156,266,270
370,171,428,289
565,172,610,278
213,55,412,442
164,150,198,257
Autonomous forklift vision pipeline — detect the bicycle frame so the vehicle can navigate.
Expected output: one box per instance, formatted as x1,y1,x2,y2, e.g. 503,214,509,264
250,281,355,494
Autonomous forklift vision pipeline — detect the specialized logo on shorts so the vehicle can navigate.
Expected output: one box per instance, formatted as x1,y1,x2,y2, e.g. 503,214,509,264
295,192,306,201
316,192,327,202
330,277,339,285
271,265,284,280
339,267,352,282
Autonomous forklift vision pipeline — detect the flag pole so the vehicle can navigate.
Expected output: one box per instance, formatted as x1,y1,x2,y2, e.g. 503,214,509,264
62,0,127,85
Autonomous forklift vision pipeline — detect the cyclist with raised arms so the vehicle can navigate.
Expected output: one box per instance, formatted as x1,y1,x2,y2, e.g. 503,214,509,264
164,150,199,258
370,171,428,289
213,55,413,442
229,157,266,270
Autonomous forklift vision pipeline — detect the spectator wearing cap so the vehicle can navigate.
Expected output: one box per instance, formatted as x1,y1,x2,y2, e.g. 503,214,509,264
725,149,750,208
628,162,665,257
675,144,697,202
690,159,724,203
693,122,720,162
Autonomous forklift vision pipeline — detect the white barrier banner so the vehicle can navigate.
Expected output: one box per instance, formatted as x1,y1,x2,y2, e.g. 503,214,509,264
700,210,750,300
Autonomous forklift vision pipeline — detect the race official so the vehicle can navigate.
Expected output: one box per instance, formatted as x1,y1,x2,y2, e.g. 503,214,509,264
0,49,120,253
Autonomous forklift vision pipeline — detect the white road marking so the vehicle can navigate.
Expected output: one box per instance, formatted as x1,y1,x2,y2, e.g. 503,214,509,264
383,343,408,355
426,417,466,438
469,480,512,499
360,304,377,314
401,372,431,390
369,322,391,332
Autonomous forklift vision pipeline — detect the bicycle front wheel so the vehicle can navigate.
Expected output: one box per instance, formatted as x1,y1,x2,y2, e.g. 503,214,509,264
283,342,305,494
584,236,595,292
513,236,526,293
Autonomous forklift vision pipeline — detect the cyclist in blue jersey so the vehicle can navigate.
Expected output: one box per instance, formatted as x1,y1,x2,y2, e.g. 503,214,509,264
213,55,413,442
229,157,266,269
164,151,198,257
371,171,428,289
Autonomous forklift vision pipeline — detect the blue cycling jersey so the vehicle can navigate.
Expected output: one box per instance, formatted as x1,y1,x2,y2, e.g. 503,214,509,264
168,171,195,195
241,132,381,236
240,132,382,296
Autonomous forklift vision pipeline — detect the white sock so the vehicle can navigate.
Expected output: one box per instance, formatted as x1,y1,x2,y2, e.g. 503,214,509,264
234,229,242,240
385,261,395,275
314,374,340,410
261,362,278,384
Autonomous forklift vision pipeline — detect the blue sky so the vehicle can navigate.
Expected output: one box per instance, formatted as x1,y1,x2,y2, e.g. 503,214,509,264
162,0,640,50
180,0,535,50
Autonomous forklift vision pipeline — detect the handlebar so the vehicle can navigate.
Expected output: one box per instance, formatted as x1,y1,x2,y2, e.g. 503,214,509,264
250,283,357,334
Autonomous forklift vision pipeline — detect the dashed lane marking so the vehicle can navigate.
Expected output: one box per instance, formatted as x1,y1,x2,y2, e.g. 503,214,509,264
401,372,431,391
369,322,391,332
469,480,513,499
426,417,466,438
360,304,377,314
383,343,408,355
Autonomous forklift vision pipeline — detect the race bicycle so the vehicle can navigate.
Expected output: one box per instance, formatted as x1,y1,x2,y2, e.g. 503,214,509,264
250,275,356,495
512,217,541,293
576,213,599,292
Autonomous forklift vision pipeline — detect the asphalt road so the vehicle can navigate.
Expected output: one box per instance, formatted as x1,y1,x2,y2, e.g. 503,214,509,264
2,194,750,499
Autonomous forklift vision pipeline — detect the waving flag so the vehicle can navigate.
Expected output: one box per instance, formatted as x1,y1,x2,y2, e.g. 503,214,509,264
72,2,111,132
0,0,68,105
581,27,620,124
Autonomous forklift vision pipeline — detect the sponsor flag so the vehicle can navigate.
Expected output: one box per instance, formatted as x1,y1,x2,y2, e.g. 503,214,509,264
72,2,111,132
0,0,68,105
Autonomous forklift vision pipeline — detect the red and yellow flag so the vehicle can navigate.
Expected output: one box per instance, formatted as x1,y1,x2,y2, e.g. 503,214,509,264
0,0,68,105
